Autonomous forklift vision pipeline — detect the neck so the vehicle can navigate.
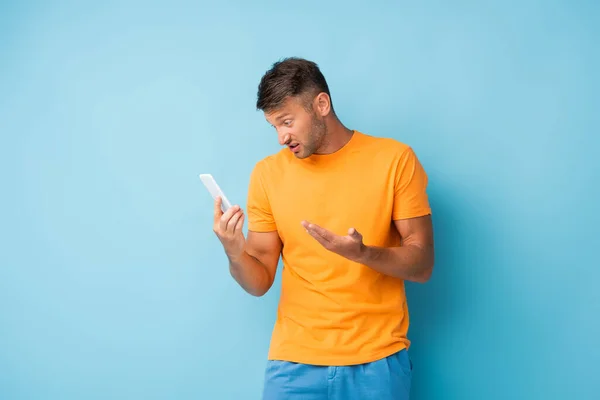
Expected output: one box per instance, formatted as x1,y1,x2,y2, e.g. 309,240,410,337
316,117,354,154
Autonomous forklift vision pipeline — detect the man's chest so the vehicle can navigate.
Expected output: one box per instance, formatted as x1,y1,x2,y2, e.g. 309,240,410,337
267,166,396,247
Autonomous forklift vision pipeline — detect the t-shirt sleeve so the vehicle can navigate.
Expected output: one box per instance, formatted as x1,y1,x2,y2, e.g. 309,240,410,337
246,161,278,232
392,146,432,220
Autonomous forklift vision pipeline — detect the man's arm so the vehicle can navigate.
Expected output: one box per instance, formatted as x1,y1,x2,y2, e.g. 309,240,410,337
212,197,282,297
302,146,433,282
228,230,282,297
358,215,434,283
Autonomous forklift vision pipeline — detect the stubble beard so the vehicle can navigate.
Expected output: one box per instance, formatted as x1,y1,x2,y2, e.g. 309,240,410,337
298,114,328,159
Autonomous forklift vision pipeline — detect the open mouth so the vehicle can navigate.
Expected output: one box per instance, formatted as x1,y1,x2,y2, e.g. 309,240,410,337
289,143,300,152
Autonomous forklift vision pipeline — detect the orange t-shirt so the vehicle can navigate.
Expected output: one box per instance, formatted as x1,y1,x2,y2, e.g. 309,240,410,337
246,131,431,366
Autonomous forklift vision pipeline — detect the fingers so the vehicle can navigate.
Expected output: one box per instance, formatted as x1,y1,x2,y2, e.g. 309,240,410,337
301,222,365,261
302,221,332,242
234,212,245,234
216,205,243,234
305,228,329,248
213,201,245,237
213,197,223,223
301,221,335,250
226,208,244,232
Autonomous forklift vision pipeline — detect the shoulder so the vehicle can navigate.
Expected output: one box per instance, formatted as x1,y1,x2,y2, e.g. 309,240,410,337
357,131,414,159
249,149,290,181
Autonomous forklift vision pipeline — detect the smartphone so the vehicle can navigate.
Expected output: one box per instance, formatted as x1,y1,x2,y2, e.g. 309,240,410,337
199,173,233,213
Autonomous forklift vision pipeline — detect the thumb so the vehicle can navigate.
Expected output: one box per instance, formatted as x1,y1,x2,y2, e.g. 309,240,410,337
214,196,223,220
348,227,362,241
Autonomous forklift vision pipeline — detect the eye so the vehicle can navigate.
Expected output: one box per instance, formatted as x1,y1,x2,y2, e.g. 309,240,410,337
283,120,293,127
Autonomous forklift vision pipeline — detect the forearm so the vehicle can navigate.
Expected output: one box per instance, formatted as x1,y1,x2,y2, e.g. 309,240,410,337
228,251,273,297
358,244,434,283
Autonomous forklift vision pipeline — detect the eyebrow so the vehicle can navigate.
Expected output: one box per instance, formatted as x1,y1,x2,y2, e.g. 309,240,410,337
275,114,292,122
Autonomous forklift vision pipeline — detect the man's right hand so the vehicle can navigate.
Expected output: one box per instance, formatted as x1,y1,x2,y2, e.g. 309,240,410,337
213,197,246,261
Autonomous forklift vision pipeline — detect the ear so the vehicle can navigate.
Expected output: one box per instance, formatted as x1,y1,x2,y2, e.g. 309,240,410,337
314,92,331,117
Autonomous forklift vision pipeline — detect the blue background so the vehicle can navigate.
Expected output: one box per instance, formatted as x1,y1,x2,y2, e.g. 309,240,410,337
1,1,598,399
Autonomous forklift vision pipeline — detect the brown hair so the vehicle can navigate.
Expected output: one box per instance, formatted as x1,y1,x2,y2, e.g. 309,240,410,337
256,57,333,113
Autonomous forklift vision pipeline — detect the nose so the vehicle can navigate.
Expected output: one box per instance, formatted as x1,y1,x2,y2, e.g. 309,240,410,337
278,130,291,146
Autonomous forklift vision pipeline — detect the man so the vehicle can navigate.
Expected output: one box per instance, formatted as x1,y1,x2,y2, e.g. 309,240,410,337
212,57,434,399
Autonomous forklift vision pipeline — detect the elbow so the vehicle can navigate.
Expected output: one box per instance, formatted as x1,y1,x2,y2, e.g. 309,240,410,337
238,282,271,297
249,286,270,297
403,244,434,283
245,280,274,297
415,261,434,283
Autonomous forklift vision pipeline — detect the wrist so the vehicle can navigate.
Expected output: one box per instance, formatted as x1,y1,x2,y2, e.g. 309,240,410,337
358,244,388,266
226,247,245,265
356,244,374,265
223,237,246,263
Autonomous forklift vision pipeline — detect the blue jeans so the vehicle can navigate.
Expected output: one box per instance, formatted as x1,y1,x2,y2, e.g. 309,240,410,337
262,349,412,399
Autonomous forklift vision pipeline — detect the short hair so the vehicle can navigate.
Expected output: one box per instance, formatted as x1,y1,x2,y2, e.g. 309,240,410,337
256,57,332,113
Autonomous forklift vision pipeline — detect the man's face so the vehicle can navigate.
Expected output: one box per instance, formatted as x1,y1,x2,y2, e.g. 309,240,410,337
264,96,327,159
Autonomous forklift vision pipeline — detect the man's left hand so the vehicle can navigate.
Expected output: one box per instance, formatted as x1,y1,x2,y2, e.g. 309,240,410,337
301,220,366,263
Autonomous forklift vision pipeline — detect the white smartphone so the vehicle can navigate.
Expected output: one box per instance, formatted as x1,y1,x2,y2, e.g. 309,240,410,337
199,173,233,213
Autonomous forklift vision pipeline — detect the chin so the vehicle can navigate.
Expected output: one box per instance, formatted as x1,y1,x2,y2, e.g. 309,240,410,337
295,149,313,159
